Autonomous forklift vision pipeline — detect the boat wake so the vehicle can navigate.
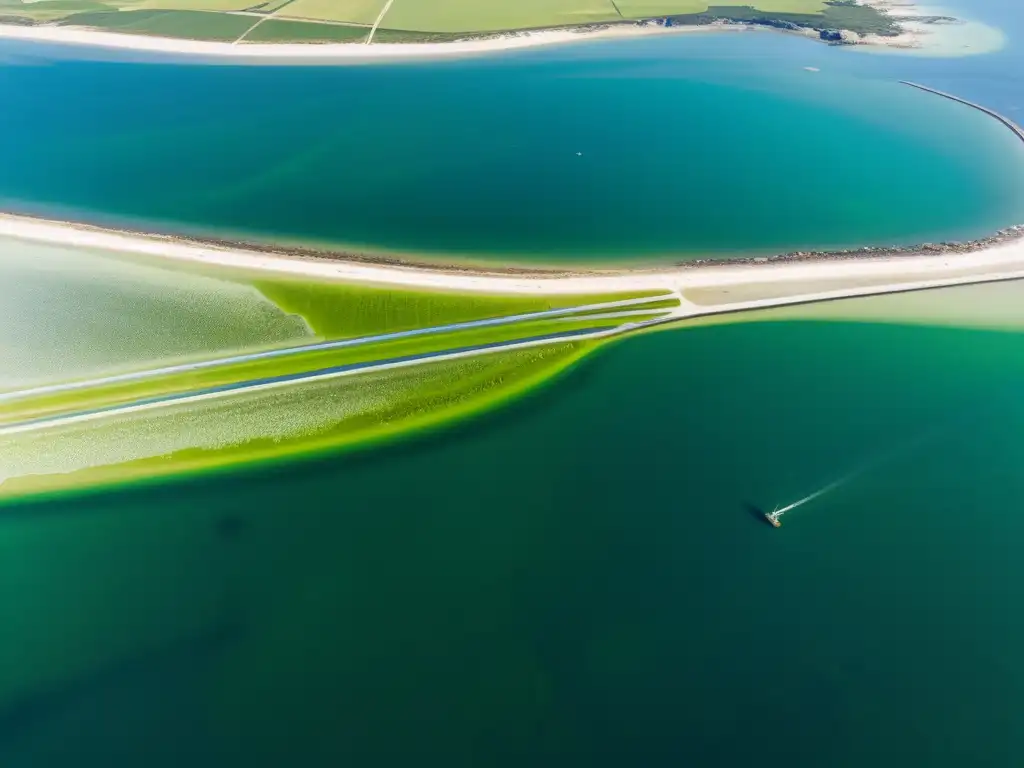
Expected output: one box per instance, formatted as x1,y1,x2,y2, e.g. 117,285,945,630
770,470,861,522
767,421,950,526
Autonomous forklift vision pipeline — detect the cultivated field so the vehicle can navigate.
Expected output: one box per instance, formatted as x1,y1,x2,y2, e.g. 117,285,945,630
275,0,386,25
0,0,889,42
379,0,621,34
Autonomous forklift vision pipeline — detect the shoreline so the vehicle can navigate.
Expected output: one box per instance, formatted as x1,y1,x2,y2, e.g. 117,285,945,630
3,211,1024,297
0,3,962,62
901,81,1024,142
0,21,742,61
855,0,1005,55
4,207,1024,499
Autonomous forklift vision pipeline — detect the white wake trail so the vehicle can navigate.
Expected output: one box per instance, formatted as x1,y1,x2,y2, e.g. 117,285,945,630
771,420,952,522
772,472,859,518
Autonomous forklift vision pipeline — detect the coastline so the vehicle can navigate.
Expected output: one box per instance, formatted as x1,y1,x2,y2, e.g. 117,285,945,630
0,3,960,62
4,207,1024,499
0,21,734,61
855,0,1005,55
3,211,1024,298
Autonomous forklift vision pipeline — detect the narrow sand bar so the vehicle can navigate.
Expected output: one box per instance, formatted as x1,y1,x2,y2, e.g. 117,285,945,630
2,214,1023,313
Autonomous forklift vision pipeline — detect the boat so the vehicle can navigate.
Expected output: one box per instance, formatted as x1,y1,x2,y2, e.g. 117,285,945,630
764,510,782,528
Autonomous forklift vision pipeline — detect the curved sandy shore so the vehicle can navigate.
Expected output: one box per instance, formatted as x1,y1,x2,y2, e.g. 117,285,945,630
0,21,725,60
2,212,1023,301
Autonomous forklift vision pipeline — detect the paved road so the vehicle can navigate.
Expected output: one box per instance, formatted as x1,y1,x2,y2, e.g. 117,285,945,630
366,0,396,44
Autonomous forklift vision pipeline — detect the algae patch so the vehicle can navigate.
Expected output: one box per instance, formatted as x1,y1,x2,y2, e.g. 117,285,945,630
0,342,595,500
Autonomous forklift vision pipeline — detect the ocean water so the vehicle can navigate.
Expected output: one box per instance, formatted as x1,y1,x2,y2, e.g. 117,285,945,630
2,316,1024,766
3,5,1024,765
1,32,1024,264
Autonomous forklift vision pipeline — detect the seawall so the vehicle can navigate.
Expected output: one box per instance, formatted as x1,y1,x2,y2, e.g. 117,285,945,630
901,81,1024,145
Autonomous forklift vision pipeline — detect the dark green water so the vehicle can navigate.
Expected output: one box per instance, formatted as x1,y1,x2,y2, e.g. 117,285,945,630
4,318,1024,766
3,36,1024,264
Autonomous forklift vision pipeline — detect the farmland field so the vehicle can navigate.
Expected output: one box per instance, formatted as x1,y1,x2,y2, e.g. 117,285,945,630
57,8,256,40
275,0,386,25
377,0,619,34
242,17,368,42
128,0,256,11
1,0,893,40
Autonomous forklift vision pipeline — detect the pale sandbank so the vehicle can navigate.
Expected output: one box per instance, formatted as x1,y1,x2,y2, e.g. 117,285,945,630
855,0,1005,55
2,213,1023,314
0,21,732,61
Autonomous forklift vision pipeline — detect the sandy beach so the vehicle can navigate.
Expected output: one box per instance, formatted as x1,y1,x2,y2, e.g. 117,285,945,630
2,213,1023,304
0,20,731,61
855,0,1005,55
0,3,956,62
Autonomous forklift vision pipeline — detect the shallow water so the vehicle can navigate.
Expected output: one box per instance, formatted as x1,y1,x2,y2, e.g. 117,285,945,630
3,6,1024,764
2,313,1023,766
1,33,1024,264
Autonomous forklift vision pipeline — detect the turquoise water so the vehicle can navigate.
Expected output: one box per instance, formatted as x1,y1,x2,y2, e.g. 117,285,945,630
3,316,1024,766
4,12,1024,765
2,35,1024,264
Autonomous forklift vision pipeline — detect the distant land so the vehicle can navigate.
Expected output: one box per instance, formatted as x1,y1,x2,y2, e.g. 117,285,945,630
0,0,958,53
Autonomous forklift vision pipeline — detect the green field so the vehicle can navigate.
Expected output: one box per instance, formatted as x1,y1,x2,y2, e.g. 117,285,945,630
128,0,255,10
614,0,825,15
378,0,619,34
275,0,385,24
0,0,107,21
1,0,897,42
58,8,256,40
242,17,368,42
